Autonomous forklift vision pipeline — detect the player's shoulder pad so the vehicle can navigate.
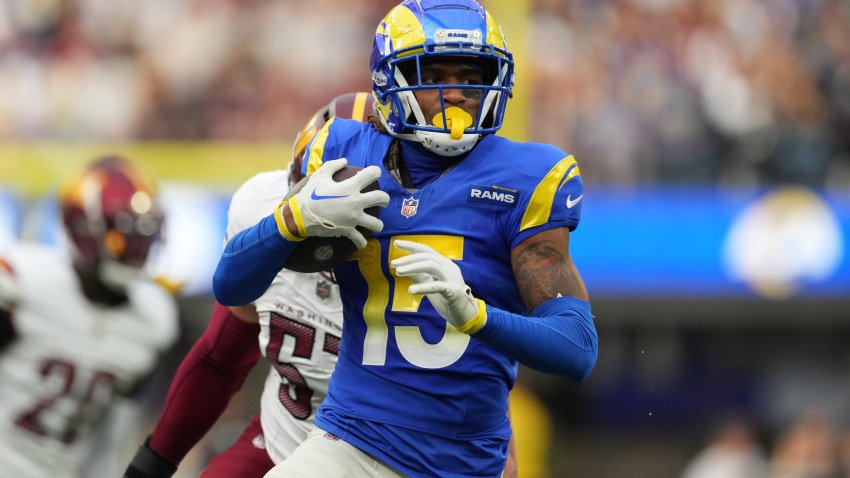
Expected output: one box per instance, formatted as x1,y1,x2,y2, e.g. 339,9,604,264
490,136,574,175
303,118,376,175
489,137,584,233
487,136,581,191
226,170,291,240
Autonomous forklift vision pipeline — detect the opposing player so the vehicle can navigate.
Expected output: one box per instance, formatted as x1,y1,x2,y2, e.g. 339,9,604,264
124,93,369,478
214,1,598,477
0,156,178,478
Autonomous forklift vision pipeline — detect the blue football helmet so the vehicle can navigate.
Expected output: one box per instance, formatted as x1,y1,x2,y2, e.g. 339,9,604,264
370,0,514,156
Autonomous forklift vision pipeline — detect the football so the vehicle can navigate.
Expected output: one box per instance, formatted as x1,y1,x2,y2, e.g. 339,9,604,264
282,165,381,273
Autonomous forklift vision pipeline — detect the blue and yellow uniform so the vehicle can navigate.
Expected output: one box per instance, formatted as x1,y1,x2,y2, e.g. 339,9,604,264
303,118,583,477
213,1,597,476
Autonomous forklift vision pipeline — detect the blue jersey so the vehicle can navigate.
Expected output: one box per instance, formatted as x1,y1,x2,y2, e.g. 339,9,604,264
304,119,583,477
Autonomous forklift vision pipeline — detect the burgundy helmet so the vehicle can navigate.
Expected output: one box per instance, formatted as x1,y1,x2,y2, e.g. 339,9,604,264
60,156,163,289
289,92,373,185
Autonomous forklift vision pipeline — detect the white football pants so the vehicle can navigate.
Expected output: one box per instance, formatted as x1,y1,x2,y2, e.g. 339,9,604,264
263,427,407,478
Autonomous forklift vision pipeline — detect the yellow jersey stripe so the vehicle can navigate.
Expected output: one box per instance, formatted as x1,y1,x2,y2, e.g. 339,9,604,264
519,155,579,232
305,117,336,176
557,162,580,191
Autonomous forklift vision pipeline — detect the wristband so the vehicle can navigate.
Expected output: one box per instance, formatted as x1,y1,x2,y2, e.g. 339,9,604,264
455,298,488,334
274,199,305,242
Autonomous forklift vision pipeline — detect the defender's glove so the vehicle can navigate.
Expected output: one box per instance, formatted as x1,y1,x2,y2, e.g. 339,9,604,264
122,438,177,478
285,158,389,249
391,240,487,334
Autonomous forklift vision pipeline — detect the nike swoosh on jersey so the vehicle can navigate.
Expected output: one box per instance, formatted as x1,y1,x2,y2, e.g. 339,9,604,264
311,189,347,200
566,194,583,208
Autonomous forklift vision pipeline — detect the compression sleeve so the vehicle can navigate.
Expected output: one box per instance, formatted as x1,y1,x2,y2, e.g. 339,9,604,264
147,303,261,465
213,213,298,306
473,296,597,381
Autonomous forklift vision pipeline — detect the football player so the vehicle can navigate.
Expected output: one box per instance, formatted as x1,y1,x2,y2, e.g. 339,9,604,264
125,93,361,478
0,156,178,478
215,1,598,477
126,91,518,478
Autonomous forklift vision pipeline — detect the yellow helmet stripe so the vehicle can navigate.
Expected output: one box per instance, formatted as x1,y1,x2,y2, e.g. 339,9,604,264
352,92,369,122
380,5,426,57
305,117,336,176
484,10,509,54
293,113,320,161
519,155,579,232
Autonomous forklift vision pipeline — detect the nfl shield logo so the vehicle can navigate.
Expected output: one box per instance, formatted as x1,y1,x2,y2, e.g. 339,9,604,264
401,197,419,218
315,280,331,299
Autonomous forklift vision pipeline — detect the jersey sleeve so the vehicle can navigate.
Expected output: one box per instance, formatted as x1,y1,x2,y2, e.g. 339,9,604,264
225,170,292,242
507,153,584,249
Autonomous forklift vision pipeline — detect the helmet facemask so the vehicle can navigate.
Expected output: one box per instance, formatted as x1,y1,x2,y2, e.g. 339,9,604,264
371,1,514,156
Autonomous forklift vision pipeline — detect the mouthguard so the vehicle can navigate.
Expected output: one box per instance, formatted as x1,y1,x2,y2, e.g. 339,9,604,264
432,107,473,140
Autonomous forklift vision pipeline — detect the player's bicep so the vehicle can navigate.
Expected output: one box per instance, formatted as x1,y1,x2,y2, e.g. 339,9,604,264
510,227,588,311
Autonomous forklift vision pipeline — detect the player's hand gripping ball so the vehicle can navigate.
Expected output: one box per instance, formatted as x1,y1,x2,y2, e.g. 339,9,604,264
282,162,384,273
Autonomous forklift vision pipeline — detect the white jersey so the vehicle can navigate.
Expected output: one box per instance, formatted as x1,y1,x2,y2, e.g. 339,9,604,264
0,243,178,478
225,170,343,464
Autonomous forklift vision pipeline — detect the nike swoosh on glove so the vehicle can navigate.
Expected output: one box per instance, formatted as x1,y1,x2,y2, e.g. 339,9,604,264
287,158,390,249
390,240,487,334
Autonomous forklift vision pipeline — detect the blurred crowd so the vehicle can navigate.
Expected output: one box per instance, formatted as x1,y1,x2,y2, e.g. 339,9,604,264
1,0,849,186
683,412,850,478
530,0,850,186
0,0,395,141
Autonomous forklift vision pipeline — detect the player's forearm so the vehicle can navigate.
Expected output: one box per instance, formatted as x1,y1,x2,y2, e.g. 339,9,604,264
474,296,597,380
147,303,261,465
213,213,298,305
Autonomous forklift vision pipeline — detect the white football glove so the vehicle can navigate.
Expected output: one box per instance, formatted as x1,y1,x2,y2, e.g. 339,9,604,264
391,240,487,334
287,158,390,249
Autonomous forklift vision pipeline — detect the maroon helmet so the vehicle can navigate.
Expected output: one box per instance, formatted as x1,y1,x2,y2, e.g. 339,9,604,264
289,92,373,185
60,156,163,290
